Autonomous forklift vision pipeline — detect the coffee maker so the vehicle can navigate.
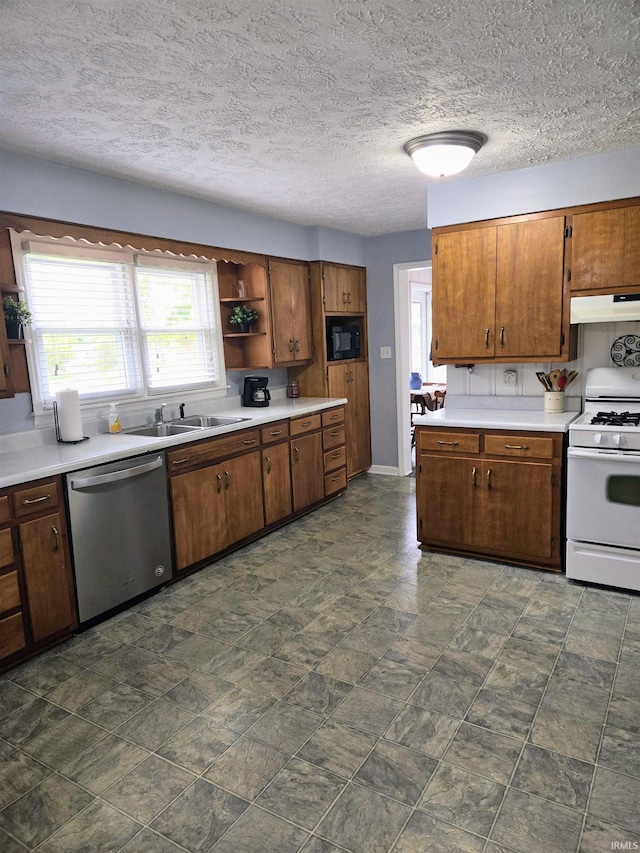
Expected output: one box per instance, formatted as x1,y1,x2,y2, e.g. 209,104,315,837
242,376,271,407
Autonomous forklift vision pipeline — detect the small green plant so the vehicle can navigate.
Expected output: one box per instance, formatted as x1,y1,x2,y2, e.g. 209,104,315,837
229,305,259,327
3,296,32,328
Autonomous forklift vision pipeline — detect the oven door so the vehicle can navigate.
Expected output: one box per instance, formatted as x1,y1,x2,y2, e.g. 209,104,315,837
567,447,640,550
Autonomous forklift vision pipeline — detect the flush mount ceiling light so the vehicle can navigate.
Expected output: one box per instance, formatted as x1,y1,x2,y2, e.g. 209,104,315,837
404,131,486,178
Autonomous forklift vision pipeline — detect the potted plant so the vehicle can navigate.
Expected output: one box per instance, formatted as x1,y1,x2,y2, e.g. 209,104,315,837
3,296,32,340
229,305,259,333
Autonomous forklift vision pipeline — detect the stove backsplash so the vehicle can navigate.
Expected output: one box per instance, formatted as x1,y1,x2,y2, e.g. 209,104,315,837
445,320,640,408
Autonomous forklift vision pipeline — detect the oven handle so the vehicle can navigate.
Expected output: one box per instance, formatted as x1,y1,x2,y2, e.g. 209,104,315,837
568,448,640,462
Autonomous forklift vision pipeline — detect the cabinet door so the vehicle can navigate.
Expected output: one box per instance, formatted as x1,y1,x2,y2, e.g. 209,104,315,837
480,460,553,560
262,443,292,526
432,228,497,360
269,260,312,363
496,217,565,358
323,264,365,313
291,432,324,512
328,362,371,478
223,452,264,545
20,512,74,642
571,205,640,291
418,455,479,548
171,467,226,570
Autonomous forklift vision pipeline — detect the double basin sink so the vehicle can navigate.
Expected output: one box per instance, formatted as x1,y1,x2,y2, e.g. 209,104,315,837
125,415,250,438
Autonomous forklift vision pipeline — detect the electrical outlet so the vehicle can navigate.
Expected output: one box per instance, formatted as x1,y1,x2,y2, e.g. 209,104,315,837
380,346,392,359
503,369,517,386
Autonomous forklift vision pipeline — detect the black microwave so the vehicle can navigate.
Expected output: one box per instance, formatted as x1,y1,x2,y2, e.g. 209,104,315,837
327,323,361,361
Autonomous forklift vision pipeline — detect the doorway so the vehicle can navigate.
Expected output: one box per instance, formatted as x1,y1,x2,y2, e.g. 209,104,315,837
394,261,444,476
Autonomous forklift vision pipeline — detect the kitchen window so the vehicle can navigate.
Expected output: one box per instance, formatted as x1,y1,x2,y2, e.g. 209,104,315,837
11,232,225,409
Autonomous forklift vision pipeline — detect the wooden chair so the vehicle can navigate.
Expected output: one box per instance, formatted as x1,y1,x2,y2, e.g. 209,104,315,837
433,390,446,409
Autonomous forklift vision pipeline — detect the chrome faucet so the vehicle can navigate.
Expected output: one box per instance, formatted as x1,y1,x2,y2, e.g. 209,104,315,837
154,403,166,424
179,402,186,419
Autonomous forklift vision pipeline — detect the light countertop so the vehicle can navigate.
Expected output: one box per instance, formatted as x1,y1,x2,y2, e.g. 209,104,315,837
0,397,347,489
413,408,579,432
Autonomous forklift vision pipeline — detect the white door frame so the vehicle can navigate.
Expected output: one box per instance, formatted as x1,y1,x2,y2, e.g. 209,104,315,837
393,260,431,476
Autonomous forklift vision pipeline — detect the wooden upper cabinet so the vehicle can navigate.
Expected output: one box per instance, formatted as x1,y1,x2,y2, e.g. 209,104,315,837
323,264,366,313
268,259,312,364
432,227,497,361
495,216,565,359
570,204,640,292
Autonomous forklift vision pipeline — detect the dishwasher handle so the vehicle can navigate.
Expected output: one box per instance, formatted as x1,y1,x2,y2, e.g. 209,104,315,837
70,455,164,490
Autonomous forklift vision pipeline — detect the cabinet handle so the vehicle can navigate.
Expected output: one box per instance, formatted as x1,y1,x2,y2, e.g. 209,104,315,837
472,466,477,486
22,494,51,505
289,339,295,352
301,421,311,427
293,446,299,462
487,468,492,490
329,430,340,436
500,327,505,348
265,455,272,473
328,414,339,420
331,475,340,481
330,452,341,459
345,370,350,383
242,439,257,445
350,370,354,382
269,430,282,436
485,328,490,349
295,340,300,352
342,291,347,304
171,457,191,466
504,444,529,450
347,291,352,304
216,473,222,494
437,440,459,446
224,470,231,489
52,525,59,552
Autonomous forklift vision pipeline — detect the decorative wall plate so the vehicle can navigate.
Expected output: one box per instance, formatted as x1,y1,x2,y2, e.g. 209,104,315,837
610,334,640,367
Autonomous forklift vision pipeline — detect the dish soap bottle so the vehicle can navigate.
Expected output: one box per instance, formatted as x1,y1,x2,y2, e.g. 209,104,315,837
108,403,121,433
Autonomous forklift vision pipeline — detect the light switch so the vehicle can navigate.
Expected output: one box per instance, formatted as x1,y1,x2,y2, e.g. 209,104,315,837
380,346,392,359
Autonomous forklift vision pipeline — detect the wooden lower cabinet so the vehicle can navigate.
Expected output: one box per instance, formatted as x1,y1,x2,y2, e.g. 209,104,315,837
171,450,263,571
417,428,562,570
262,442,292,526
1,477,77,670
327,362,371,478
291,432,324,511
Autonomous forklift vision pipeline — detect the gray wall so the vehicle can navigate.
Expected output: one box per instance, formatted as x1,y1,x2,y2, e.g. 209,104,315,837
365,228,431,469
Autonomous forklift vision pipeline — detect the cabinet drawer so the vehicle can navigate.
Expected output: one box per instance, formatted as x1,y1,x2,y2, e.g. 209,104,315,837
260,422,290,445
484,435,555,459
324,445,346,473
168,429,261,472
13,482,59,518
0,497,9,525
418,431,480,454
0,612,26,659
0,571,20,613
323,424,345,451
290,413,322,436
0,529,14,570
325,467,347,496
322,407,345,427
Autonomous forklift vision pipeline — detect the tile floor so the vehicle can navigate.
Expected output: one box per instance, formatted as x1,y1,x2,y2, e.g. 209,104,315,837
0,474,639,853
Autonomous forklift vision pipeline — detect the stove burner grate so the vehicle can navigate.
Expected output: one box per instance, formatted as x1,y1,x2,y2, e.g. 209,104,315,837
590,411,640,427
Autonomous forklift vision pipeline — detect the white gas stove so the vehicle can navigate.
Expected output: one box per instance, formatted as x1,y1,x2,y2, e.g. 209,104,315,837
566,366,640,591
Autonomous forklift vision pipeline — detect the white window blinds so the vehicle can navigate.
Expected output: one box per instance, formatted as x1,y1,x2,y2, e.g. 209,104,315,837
14,233,224,408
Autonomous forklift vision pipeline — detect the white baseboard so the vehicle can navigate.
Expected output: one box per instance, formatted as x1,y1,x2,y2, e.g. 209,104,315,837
367,465,401,477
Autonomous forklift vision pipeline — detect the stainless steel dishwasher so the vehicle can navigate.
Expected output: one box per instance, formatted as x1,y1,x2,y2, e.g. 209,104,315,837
66,452,173,624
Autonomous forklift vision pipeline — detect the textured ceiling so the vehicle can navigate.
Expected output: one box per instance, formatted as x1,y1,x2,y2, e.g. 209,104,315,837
0,1,638,236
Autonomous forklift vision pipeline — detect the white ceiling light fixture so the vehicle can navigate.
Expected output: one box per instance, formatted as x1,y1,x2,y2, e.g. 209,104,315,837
404,131,486,178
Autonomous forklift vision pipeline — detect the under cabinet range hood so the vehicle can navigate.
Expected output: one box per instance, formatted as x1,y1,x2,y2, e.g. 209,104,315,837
570,292,640,324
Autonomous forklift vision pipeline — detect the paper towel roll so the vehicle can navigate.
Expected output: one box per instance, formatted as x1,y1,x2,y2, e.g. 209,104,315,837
56,389,84,441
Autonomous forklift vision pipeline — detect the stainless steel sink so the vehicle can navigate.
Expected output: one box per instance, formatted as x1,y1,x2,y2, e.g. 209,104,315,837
125,423,203,438
173,415,251,428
